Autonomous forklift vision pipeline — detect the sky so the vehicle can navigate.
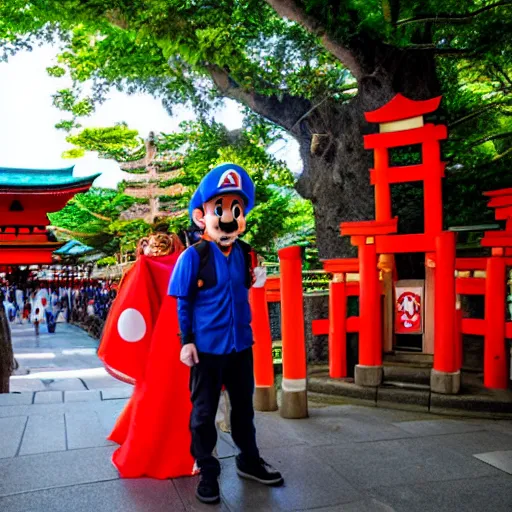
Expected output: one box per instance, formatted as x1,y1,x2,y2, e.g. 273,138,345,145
0,44,301,188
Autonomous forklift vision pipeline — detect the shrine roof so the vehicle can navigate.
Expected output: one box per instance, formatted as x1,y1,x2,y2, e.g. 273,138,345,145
54,239,94,256
365,94,442,123
0,166,100,190
483,187,512,198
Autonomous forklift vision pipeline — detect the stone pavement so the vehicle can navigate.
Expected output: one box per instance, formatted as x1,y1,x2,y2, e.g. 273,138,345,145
1,389,512,512
9,322,131,393
2,322,512,511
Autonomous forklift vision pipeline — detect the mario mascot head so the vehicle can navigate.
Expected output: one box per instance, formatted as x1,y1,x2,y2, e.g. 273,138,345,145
189,163,255,249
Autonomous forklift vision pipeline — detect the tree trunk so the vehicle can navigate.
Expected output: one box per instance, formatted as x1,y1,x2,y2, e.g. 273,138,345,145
0,307,14,393
294,45,440,261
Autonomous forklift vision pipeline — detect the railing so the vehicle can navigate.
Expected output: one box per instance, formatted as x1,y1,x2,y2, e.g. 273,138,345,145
455,257,510,389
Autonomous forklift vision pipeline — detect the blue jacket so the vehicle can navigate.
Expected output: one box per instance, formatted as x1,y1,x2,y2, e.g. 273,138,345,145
168,241,253,354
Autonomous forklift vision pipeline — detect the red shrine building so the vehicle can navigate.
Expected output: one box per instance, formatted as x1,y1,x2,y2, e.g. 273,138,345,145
309,94,511,394
0,166,99,266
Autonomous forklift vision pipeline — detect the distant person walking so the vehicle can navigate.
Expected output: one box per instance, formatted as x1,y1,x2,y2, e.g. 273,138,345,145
33,308,40,337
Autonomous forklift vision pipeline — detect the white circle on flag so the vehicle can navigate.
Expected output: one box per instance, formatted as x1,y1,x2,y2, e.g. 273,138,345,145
117,308,146,342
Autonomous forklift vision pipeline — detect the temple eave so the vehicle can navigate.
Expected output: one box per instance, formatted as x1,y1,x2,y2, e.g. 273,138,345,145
0,177,100,194
0,241,64,249
365,94,442,123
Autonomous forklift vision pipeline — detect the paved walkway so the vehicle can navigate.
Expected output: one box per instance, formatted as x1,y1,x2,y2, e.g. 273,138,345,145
9,322,130,393
1,323,512,511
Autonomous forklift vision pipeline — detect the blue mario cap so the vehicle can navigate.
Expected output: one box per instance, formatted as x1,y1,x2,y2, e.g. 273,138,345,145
189,163,255,219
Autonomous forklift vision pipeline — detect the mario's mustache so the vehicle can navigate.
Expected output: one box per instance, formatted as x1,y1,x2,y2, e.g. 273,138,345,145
219,219,239,233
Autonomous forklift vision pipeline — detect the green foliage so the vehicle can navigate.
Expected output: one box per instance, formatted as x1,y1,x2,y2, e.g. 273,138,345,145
96,256,117,267
48,188,138,255
60,119,314,259
62,148,86,159
154,120,311,257
55,120,80,133
439,56,512,229
64,124,145,161
1,0,510,256
107,219,152,253
46,65,66,77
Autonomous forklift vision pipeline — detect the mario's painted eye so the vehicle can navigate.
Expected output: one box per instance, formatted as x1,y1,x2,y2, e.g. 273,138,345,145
232,205,242,219
214,205,223,217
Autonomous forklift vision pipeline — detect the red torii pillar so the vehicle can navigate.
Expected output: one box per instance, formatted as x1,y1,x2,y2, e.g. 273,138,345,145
250,286,278,411
328,276,347,378
340,219,398,386
431,231,461,394
479,187,512,389
322,258,359,379
278,246,308,419
484,254,507,389
358,239,382,378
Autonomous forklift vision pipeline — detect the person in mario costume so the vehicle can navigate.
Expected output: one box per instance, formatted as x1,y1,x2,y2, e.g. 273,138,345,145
169,162,284,504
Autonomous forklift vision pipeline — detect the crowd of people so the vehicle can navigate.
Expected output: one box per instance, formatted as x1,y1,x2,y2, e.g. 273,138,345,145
0,281,118,335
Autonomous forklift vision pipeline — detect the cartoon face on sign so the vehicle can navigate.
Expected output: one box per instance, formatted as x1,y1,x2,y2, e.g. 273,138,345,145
396,291,422,332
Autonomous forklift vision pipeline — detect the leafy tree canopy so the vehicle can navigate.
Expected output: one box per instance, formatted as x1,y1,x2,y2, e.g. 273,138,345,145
54,119,314,258
2,1,511,259
48,188,148,256
63,122,145,160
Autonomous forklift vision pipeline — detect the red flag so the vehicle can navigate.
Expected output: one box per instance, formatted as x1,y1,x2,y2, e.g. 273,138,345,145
98,256,162,383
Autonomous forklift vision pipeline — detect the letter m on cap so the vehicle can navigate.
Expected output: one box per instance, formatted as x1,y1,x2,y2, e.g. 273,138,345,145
218,169,241,189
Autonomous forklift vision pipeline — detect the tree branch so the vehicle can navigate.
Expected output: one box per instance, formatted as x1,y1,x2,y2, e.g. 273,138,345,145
49,226,97,238
449,100,512,129
397,1,512,26
264,0,363,78
206,64,312,133
402,45,474,57
491,146,512,162
71,199,112,222
493,62,512,88
462,131,512,150
472,146,512,169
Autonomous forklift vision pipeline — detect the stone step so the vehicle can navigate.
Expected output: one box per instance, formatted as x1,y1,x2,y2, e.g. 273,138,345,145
384,351,433,367
383,380,430,391
308,374,512,418
383,365,431,386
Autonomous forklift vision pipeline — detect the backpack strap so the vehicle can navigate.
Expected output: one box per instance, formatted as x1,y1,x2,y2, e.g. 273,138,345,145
237,239,254,289
192,239,217,291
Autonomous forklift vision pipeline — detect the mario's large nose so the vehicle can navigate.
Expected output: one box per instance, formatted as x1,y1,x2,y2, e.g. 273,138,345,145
219,219,238,233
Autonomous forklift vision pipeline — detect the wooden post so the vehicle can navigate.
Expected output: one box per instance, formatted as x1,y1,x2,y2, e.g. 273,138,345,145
423,254,436,355
378,254,395,354
422,141,443,236
431,232,460,394
278,246,308,419
355,239,383,387
249,286,278,411
374,148,392,222
484,256,507,389
328,275,347,378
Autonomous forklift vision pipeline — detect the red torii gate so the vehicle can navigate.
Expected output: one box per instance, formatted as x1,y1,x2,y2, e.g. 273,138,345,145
325,94,460,393
249,95,510,417
310,94,510,392
451,188,512,390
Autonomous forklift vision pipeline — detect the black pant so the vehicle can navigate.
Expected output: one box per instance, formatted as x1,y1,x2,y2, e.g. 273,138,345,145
189,347,259,478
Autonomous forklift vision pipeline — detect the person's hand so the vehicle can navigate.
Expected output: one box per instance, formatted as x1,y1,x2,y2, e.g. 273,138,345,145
180,344,199,367
252,266,267,288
